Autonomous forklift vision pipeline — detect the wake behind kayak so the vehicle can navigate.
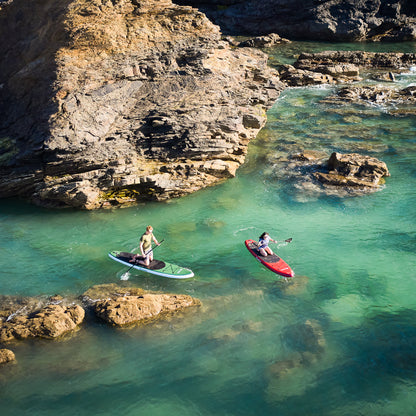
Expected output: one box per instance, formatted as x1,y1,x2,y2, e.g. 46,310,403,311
245,239,294,278
109,251,194,279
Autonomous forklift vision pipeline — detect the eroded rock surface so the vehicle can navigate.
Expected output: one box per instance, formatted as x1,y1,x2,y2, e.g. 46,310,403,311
94,293,201,326
322,85,416,106
280,51,416,86
177,0,416,41
0,0,283,209
272,151,389,198
314,152,390,189
0,303,85,342
0,348,15,364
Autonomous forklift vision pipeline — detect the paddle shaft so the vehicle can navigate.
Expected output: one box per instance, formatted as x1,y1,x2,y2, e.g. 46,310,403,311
272,238,292,244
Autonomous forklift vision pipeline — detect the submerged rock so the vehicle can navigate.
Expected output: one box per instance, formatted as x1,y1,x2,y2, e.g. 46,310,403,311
0,0,284,209
268,319,326,379
94,293,201,326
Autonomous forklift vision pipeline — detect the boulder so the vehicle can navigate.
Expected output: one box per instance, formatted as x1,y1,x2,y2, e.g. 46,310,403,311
295,51,416,71
0,304,85,342
313,152,390,189
0,348,15,364
322,85,416,106
94,293,201,326
238,33,291,47
279,65,335,87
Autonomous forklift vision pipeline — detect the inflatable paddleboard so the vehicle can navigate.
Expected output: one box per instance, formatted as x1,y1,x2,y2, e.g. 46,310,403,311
245,239,294,278
109,251,194,279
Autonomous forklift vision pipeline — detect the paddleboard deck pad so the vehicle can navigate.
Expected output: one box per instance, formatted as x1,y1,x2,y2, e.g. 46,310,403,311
109,251,194,279
245,239,294,278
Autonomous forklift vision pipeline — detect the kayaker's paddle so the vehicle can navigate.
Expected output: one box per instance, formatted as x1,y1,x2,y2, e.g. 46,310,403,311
270,238,292,244
121,239,165,278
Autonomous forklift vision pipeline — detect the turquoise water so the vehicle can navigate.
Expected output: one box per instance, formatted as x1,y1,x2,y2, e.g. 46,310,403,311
1,43,416,415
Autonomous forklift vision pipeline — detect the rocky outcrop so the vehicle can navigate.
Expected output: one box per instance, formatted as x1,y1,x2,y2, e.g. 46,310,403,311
322,85,416,106
0,303,85,342
94,293,201,326
176,0,416,41
0,0,284,209
0,284,201,344
313,152,390,189
0,348,15,364
279,50,416,87
271,151,389,198
279,65,337,87
294,51,416,71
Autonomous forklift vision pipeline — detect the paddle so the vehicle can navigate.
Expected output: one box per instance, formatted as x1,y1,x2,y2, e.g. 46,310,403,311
273,238,292,244
122,239,165,277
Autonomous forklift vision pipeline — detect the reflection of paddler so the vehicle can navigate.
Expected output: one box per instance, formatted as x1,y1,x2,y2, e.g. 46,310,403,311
130,225,160,266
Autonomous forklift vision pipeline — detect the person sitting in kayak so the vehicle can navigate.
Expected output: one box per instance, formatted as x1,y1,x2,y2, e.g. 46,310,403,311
258,232,278,256
130,225,160,266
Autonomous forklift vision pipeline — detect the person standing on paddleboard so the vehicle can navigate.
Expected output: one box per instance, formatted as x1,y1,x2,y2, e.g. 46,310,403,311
258,232,278,257
130,225,160,266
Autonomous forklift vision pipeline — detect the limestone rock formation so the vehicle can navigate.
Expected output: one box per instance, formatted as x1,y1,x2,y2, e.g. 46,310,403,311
271,150,389,198
0,303,85,342
313,152,390,189
279,65,336,87
94,293,201,326
280,50,416,87
322,85,416,106
294,51,416,71
237,33,291,48
0,348,15,364
0,0,284,209
177,0,416,41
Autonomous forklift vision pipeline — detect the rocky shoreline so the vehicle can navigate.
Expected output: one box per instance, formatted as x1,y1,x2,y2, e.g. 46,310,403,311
1,1,414,208
0,284,201,365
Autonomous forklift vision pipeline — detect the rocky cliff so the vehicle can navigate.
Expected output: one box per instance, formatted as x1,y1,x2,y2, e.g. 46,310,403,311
177,0,416,41
0,0,283,209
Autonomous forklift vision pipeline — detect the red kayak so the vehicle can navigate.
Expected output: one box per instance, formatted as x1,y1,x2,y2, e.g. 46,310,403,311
245,239,294,278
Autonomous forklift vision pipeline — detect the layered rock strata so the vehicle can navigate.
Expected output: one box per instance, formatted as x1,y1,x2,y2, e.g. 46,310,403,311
177,0,416,41
0,284,201,363
0,348,15,364
279,50,416,86
94,293,201,326
313,152,390,189
0,0,283,209
0,303,85,342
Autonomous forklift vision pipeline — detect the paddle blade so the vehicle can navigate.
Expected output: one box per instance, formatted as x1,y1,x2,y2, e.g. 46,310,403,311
285,238,293,243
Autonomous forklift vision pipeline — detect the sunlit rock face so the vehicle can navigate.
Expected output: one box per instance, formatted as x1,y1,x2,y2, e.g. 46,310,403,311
0,0,283,209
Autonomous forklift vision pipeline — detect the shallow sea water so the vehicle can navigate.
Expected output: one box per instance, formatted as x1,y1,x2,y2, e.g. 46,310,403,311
1,42,416,415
